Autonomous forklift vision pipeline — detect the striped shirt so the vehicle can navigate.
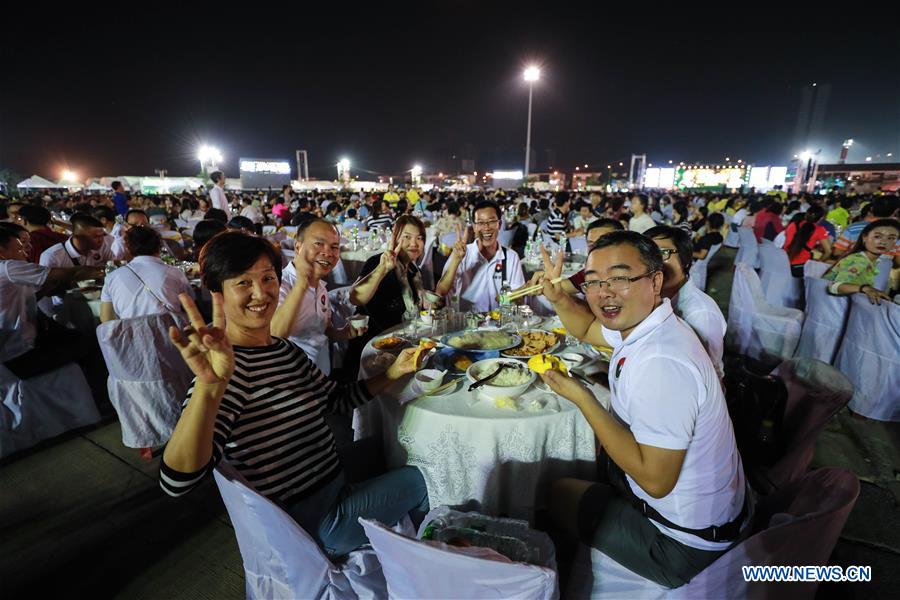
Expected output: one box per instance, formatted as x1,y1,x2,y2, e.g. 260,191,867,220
365,214,394,231
547,208,568,238
159,338,372,505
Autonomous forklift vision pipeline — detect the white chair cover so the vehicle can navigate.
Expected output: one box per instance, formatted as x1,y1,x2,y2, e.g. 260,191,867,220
726,263,803,364
569,235,588,254
359,516,559,600
497,226,516,248
526,222,538,239
734,227,758,268
328,286,355,371
758,243,803,309
795,278,850,364
688,243,721,292
416,237,437,291
328,258,350,286
439,232,458,249
834,294,900,421
803,260,831,279
874,254,892,292
95,313,193,448
566,467,859,600
213,464,388,600
262,225,277,236
724,223,740,248
174,218,189,230
0,362,100,459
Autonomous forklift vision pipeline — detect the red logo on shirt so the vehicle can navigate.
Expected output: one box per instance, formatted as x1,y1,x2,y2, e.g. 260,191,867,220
615,357,626,378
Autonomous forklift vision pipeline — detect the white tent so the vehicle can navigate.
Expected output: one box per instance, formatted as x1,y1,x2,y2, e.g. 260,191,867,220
84,182,108,192
17,175,66,189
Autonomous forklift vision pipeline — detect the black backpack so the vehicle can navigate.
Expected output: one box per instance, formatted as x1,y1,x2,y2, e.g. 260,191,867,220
723,357,788,469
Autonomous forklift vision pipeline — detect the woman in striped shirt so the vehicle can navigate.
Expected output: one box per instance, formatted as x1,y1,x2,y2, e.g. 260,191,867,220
160,231,428,557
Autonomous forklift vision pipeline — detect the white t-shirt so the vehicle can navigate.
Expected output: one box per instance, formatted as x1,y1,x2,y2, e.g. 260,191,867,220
0,260,50,362
209,185,231,216
673,279,727,380
628,213,657,234
731,208,748,226
102,231,128,261
240,205,264,224
442,242,525,312
100,256,192,320
602,300,746,551
278,262,332,374
39,238,112,317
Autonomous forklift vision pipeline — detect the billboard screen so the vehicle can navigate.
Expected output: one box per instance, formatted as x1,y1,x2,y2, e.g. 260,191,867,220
239,158,292,190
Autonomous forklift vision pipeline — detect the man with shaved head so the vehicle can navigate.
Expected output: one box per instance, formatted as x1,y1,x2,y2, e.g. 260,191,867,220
271,219,366,374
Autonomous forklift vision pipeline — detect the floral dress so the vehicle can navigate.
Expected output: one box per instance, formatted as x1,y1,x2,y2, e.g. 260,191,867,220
823,252,878,287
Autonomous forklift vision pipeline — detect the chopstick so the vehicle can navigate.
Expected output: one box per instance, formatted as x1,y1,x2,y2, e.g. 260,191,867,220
505,276,565,302
420,375,466,398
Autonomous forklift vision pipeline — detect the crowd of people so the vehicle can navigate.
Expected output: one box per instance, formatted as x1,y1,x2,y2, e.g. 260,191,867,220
1,178,898,588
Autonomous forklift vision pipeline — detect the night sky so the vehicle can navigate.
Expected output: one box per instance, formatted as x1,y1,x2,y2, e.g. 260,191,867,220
2,9,898,182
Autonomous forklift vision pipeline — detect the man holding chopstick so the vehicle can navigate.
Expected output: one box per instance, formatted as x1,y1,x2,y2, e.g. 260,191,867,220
536,230,748,589
435,200,525,312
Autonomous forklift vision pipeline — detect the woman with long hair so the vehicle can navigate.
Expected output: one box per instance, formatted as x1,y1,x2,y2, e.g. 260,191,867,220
783,205,832,276
824,218,899,303
350,215,428,336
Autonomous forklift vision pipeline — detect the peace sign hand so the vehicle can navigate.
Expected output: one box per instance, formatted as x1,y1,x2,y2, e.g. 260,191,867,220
451,223,467,261
540,246,566,302
379,241,403,272
169,292,235,385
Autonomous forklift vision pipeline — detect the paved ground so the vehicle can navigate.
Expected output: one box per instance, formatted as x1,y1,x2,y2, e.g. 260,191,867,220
1,247,897,598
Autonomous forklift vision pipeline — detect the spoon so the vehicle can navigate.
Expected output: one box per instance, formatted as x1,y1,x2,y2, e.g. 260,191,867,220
468,363,508,392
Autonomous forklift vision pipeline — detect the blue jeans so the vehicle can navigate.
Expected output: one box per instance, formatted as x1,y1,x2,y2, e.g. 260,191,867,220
288,466,429,558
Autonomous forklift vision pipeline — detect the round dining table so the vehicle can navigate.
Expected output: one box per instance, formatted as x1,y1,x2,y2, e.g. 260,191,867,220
354,319,609,522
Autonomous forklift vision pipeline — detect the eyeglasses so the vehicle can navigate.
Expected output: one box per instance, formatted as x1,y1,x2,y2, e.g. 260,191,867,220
474,219,499,227
659,248,676,261
580,270,658,295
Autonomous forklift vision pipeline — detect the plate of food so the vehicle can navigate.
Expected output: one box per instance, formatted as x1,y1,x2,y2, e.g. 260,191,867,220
372,335,408,351
430,347,482,374
501,330,560,359
440,329,521,352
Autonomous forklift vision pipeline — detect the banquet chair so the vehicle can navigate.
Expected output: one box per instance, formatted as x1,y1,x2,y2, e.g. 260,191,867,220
359,516,559,600
95,312,192,451
0,362,100,459
526,222,538,239
688,243,721,292
834,294,900,421
439,232,458,251
794,278,850,364
497,225,516,248
726,263,804,365
328,258,350,286
758,243,803,309
566,467,858,600
416,236,437,291
874,254,892,292
734,227,759,268
803,260,830,280
262,225,276,236
213,463,390,600
748,359,853,493
282,226,299,238
568,235,588,255
724,223,740,248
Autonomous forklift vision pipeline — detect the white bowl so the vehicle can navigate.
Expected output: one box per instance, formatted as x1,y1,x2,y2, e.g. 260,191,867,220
559,352,585,369
414,369,444,392
465,358,535,399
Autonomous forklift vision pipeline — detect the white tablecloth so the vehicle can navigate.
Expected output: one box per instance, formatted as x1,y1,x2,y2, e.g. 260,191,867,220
356,326,608,521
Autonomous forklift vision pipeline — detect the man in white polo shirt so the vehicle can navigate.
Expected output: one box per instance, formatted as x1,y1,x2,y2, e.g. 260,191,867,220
435,200,525,312
1,227,103,378
644,225,727,380
39,212,113,319
271,219,366,375
538,230,747,588
209,171,232,217
100,226,193,322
